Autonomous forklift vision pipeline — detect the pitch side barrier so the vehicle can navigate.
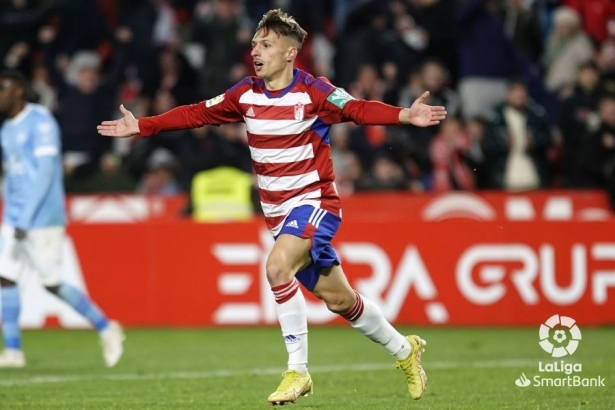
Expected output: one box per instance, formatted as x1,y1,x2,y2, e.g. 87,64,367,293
9,191,615,327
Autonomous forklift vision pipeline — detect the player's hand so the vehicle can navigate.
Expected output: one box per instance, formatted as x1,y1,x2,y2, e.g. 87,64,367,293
14,228,27,241
97,104,140,138
400,91,447,127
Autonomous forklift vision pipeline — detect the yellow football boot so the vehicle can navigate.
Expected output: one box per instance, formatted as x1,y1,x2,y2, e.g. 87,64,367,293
268,370,313,406
395,335,427,399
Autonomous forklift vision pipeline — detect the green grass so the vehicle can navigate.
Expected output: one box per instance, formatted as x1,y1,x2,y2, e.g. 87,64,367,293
0,327,613,409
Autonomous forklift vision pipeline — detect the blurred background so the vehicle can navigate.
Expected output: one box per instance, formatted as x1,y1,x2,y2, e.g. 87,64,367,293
2,0,615,330
4,0,615,202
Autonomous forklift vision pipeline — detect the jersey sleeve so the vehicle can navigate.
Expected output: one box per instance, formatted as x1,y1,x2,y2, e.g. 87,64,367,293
32,116,60,158
312,78,402,126
139,82,246,137
16,114,59,229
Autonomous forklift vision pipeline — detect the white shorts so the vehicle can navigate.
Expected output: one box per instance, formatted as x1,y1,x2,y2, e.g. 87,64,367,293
0,225,65,287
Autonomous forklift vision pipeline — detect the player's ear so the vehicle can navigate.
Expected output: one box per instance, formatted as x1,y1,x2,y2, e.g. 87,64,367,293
286,46,297,62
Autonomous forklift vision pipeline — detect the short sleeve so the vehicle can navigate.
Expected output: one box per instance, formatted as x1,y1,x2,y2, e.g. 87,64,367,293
32,117,60,157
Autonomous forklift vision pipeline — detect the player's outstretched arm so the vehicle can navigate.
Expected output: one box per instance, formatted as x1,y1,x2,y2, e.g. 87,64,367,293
97,104,140,138
399,91,447,127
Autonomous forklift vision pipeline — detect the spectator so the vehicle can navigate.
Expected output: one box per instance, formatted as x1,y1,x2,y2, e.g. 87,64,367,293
65,152,136,193
55,0,114,55
190,0,252,97
190,165,255,222
334,0,389,88
150,46,200,105
465,116,488,189
419,59,460,118
39,25,132,179
563,0,615,44
356,155,407,192
597,39,615,94
456,0,531,120
556,62,604,187
123,0,178,103
348,64,383,101
502,0,543,64
136,147,181,196
430,117,475,192
1,0,608,197
30,63,56,111
483,80,552,191
408,0,458,81
542,6,593,94
577,96,615,189
387,60,460,187
379,14,428,83
330,124,362,196
0,0,58,74
175,124,253,191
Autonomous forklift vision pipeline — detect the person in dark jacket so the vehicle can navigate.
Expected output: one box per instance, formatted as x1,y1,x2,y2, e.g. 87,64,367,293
483,80,552,190
39,24,131,180
556,62,606,187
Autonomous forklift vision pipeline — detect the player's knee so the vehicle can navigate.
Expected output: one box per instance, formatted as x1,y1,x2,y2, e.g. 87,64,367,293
45,285,60,295
266,257,294,286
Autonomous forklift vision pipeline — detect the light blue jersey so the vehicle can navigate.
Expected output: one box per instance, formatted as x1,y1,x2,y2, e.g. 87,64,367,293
0,103,66,229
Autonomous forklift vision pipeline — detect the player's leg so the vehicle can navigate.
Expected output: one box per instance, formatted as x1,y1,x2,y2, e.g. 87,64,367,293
0,277,25,367
45,284,125,367
29,227,125,367
45,283,109,332
312,264,427,400
266,232,313,405
0,226,26,367
267,205,342,405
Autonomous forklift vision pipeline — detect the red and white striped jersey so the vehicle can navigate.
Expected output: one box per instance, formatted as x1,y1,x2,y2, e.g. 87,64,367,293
200,70,352,235
139,69,402,235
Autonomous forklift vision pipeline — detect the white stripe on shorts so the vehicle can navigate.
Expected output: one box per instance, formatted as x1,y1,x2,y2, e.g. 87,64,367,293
308,208,326,228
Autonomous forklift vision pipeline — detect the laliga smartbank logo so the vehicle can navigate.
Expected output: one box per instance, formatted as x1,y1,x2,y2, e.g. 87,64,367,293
514,314,605,388
538,314,581,357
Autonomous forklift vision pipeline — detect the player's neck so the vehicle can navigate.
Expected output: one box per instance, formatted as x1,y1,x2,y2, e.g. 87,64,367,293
263,67,294,91
7,102,25,119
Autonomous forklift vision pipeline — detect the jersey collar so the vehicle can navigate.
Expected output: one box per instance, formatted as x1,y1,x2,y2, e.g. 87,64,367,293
262,69,301,99
6,103,33,126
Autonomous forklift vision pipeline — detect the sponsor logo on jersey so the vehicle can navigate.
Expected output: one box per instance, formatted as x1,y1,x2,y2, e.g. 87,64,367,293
206,94,225,107
326,88,354,109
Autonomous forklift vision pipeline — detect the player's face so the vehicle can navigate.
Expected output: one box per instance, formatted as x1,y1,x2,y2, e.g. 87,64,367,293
0,78,17,113
251,29,294,81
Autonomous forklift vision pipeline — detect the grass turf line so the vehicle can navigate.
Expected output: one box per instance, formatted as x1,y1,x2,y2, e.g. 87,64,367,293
0,327,612,409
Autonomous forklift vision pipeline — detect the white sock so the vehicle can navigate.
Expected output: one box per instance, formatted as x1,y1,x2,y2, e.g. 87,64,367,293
345,292,411,360
272,278,308,373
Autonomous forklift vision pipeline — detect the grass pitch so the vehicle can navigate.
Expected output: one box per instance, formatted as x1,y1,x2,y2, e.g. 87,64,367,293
0,326,612,409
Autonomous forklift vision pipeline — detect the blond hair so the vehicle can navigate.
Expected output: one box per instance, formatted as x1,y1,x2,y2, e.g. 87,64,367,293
256,9,307,48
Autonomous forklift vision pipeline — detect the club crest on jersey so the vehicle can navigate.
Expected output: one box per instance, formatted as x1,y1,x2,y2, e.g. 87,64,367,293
206,94,225,107
294,102,304,121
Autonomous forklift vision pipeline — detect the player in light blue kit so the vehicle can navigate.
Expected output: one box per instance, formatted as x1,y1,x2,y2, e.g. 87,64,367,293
0,70,125,368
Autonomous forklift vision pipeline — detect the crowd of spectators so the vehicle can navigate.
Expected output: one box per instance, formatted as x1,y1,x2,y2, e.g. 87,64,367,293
3,0,615,205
